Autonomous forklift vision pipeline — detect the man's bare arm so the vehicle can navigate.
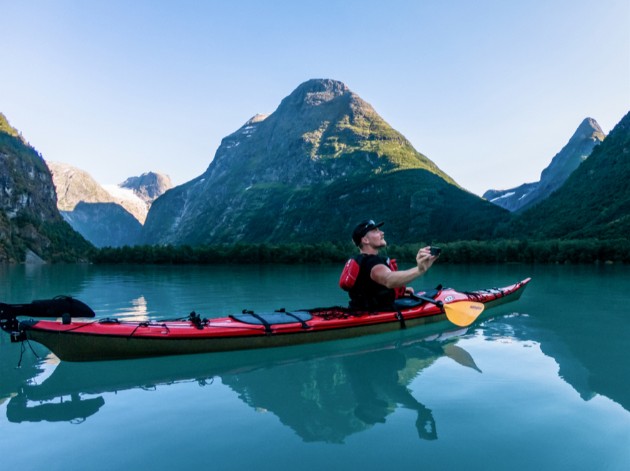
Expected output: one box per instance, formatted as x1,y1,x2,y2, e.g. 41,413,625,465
371,247,438,289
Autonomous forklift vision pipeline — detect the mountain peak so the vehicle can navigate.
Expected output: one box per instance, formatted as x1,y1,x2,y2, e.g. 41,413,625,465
142,79,472,246
572,117,605,141
278,79,357,115
287,78,351,105
501,111,630,239
204,78,449,187
484,117,606,212
0,112,23,140
120,171,173,203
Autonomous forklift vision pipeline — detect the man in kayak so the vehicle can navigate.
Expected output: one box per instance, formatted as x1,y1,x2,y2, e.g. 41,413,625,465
341,220,438,310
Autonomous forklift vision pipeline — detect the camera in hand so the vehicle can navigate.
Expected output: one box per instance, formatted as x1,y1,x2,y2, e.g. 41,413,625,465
430,246,442,256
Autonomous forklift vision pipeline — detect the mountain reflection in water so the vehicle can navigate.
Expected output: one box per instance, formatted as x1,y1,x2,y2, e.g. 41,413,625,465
4,326,479,443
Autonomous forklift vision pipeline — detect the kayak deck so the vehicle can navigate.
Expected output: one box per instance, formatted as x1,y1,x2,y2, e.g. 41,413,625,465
18,278,531,362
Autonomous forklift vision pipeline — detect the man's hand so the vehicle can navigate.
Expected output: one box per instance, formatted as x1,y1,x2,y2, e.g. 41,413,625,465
416,246,438,274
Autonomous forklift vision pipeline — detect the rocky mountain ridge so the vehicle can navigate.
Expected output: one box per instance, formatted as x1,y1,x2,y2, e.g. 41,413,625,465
48,162,171,224
484,118,605,212
499,110,630,239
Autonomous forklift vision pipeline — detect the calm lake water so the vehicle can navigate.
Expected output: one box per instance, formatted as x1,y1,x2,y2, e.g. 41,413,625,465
1,263,628,471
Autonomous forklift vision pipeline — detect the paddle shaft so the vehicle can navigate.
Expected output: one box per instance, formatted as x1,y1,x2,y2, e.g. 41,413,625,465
411,294,444,308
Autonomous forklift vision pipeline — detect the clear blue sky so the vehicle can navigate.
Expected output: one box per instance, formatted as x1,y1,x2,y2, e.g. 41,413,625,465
1,0,628,196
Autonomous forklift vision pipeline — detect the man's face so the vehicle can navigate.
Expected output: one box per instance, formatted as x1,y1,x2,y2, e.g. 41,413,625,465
363,227,387,248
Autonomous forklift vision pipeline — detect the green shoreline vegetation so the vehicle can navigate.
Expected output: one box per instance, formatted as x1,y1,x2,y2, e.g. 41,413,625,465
91,239,630,265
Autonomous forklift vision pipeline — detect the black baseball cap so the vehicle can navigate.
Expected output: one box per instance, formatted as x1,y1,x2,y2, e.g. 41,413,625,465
352,219,384,246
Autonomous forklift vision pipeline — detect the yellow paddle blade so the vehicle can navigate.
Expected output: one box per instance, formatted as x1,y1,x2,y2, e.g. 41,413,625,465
443,301,485,327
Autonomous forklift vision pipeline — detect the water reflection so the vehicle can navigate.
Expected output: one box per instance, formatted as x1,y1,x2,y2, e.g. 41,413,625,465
2,263,628,452
116,296,150,321
479,306,629,413
3,327,479,442
6,305,624,442
7,393,105,424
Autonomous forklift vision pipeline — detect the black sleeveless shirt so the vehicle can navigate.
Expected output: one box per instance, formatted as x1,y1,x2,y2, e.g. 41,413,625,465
348,254,396,310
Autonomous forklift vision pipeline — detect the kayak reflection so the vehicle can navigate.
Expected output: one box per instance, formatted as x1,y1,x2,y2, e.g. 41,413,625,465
6,326,480,442
7,393,105,424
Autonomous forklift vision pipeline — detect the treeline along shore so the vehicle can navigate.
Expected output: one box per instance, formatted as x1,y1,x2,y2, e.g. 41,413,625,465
91,239,630,265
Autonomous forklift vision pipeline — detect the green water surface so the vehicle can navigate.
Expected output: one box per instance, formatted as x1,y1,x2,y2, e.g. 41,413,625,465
1,263,628,470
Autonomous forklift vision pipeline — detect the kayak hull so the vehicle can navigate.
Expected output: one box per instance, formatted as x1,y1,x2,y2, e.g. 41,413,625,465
19,278,530,362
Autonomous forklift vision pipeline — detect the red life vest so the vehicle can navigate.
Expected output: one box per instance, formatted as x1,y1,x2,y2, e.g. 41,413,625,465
339,255,406,298
339,256,363,291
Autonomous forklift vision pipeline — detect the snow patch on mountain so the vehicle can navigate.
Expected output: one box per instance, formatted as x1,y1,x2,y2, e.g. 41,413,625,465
102,184,149,223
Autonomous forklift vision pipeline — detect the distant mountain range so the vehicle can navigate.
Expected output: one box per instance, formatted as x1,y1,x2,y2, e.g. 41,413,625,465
47,162,172,247
1,79,628,263
483,118,605,212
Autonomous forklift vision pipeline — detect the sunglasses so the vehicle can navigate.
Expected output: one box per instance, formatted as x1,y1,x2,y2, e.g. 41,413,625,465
360,220,380,236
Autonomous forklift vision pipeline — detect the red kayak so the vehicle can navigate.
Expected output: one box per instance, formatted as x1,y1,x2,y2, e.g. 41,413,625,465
1,278,530,362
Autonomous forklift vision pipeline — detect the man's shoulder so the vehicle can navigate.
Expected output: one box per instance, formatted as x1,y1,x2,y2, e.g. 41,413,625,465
360,254,388,268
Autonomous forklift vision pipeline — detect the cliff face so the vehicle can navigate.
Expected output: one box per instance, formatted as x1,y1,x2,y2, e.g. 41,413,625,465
47,161,115,212
0,114,92,262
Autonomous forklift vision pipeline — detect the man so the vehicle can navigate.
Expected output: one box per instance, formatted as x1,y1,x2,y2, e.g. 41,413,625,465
345,219,438,310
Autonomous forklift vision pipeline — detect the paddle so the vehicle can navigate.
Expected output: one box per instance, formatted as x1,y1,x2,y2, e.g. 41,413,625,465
411,294,485,327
